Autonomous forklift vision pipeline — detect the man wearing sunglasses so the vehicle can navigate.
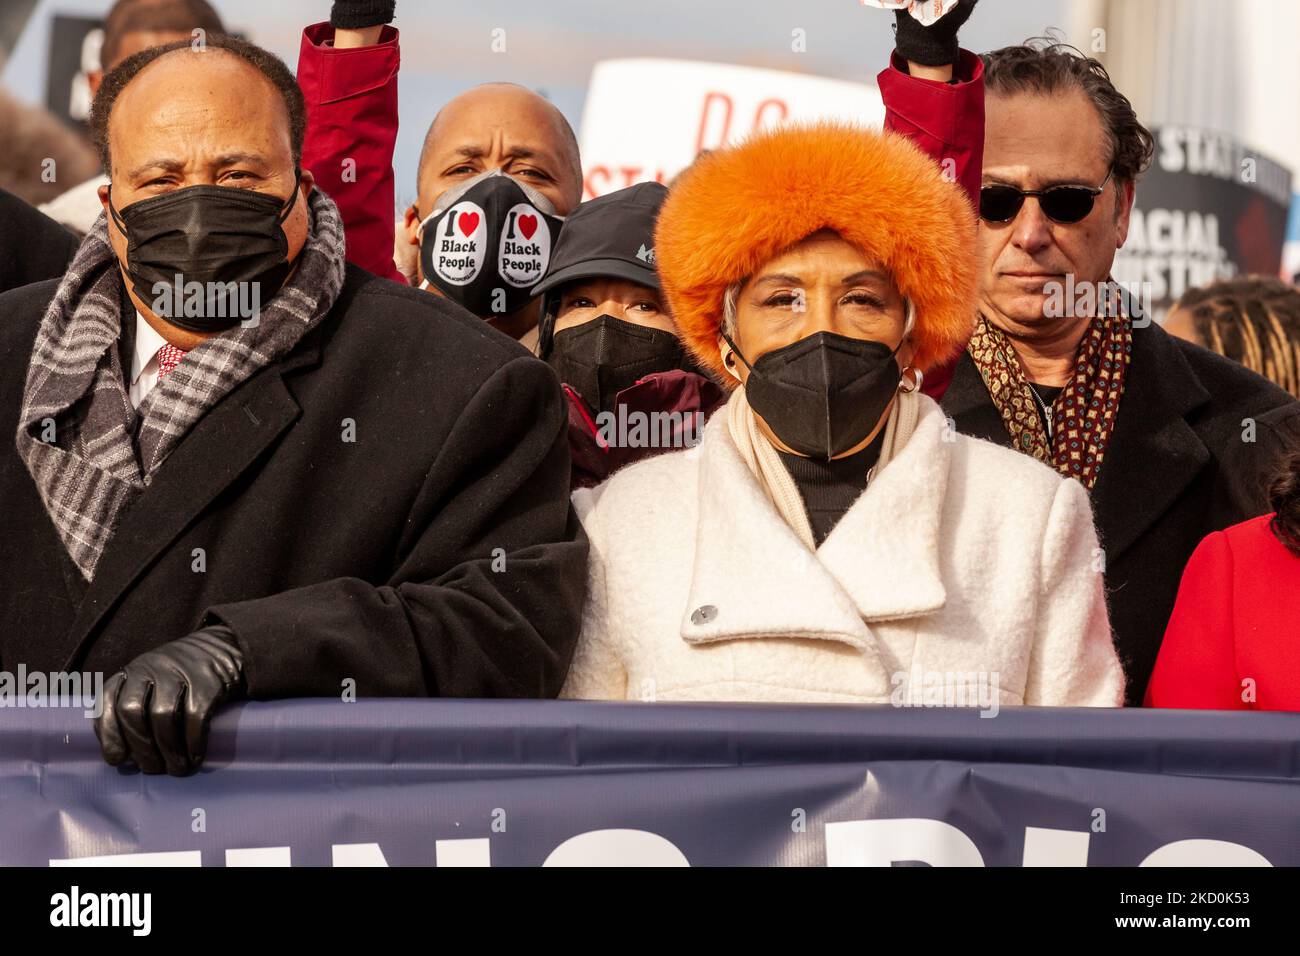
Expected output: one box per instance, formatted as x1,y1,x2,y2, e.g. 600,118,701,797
979,170,1114,227
939,38,1300,705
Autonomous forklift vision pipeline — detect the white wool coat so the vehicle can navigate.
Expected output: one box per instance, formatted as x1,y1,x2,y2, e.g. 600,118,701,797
560,394,1125,706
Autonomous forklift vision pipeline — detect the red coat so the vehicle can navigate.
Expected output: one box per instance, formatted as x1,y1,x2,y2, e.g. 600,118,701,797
1145,514,1300,712
879,50,984,401
298,22,407,285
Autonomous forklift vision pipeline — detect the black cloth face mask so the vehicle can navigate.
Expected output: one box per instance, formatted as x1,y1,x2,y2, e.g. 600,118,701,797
723,329,904,460
418,169,563,318
548,314,691,415
108,177,299,334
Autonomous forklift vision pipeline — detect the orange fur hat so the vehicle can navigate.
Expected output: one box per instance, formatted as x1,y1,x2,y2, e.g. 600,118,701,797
655,122,978,384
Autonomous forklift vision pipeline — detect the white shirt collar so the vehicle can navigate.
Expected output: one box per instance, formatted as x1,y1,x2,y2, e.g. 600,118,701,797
130,312,169,387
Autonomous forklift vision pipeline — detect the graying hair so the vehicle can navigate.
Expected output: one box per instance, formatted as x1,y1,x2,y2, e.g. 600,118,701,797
722,282,743,338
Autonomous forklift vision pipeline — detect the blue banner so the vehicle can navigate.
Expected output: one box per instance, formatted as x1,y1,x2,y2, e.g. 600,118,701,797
2,700,1298,866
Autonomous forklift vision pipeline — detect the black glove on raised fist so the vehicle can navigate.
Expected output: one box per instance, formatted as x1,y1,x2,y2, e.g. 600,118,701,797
94,625,246,776
330,0,396,30
893,0,977,67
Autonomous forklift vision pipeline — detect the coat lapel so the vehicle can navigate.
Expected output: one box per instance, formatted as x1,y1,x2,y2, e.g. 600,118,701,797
681,399,950,678
683,417,877,652
941,352,1015,449
941,325,1211,563
1091,324,1210,561
58,340,321,670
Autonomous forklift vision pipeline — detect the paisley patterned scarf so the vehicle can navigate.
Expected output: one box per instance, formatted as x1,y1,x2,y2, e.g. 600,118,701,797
966,311,1131,489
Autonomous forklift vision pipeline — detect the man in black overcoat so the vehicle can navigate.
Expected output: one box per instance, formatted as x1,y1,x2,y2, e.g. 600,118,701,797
940,38,1299,703
0,35,586,774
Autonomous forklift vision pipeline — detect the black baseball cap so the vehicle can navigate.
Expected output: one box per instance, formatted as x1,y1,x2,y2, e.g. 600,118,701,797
531,181,666,298
532,181,667,356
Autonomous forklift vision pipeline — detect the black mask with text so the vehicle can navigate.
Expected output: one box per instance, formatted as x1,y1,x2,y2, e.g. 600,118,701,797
109,178,299,334
548,314,691,415
418,169,563,318
724,330,904,460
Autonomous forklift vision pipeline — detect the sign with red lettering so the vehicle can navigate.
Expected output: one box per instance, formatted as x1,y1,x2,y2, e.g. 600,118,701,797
578,58,886,200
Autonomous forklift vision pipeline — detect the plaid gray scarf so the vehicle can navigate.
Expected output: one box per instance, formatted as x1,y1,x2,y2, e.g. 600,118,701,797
15,188,346,581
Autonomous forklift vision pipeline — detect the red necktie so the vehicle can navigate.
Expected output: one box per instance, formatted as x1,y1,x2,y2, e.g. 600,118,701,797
157,343,188,379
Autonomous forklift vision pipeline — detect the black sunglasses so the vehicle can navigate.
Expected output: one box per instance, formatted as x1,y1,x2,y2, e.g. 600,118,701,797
979,169,1114,225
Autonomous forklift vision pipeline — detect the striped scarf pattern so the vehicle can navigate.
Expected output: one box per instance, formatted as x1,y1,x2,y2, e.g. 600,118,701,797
15,188,346,581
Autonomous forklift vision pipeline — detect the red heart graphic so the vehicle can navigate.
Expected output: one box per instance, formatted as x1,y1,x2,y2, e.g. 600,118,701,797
457,211,480,236
518,214,538,240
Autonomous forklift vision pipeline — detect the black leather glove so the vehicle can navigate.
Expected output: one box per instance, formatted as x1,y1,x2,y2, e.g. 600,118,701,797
893,0,977,67
330,0,396,29
94,625,246,776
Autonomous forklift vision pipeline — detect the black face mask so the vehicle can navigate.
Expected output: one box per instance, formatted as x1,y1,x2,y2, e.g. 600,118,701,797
548,314,690,415
724,330,903,460
418,169,563,319
108,178,299,334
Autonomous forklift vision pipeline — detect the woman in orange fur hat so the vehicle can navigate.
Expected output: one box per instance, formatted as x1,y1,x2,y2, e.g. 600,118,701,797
560,123,1123,707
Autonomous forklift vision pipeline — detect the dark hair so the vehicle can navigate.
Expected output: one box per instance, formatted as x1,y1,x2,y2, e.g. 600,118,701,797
90,33,306,172
982,35,1155,185
1268,448,1300,558
1174,276,1300,397
100,0,226,71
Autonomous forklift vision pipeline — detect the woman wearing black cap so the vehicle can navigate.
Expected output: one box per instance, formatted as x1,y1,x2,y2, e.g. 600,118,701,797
531,181,726,488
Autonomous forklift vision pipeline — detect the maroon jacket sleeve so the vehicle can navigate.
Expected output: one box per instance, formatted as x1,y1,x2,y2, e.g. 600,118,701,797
877,49,984,400
298,21,407,285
